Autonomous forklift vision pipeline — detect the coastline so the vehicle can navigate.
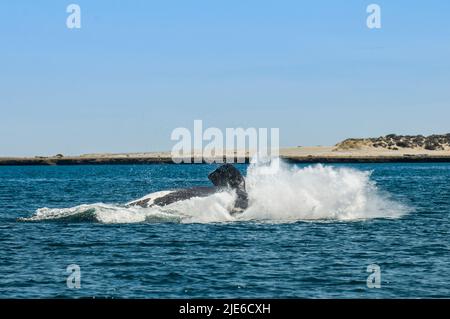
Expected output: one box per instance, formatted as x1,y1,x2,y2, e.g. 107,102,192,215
2,146,450,165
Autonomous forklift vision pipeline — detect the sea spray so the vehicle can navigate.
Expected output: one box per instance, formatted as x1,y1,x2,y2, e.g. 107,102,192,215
241,158,407,221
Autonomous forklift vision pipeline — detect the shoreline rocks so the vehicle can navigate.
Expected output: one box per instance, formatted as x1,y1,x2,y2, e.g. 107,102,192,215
335,134,450,151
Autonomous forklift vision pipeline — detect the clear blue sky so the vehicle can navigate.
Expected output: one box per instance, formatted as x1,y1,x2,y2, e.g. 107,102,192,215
1,0,449,156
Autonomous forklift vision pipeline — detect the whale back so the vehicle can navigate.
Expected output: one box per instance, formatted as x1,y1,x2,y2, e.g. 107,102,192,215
129,164,248,213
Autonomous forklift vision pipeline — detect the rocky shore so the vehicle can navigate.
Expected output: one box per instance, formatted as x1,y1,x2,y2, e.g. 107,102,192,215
335,134,450,151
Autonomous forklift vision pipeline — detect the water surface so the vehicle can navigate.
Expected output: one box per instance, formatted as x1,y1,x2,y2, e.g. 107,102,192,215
0,163,448,298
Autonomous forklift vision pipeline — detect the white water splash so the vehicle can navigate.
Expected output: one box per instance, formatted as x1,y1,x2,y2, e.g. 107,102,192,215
21,159,409,224
241,158,407,221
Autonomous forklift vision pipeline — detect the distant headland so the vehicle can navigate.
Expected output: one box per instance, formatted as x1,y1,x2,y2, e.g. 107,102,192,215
1,134,450,165
335,134,450,151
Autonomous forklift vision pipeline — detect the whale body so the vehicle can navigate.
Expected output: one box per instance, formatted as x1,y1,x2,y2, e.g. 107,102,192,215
127,164,248,213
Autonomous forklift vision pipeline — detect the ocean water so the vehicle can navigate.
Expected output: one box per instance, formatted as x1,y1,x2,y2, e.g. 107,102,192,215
0,161,449,298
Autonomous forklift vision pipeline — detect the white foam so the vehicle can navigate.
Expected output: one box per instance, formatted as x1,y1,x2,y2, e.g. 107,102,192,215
240,158,407,222
21,192,238,224
21,158,409,224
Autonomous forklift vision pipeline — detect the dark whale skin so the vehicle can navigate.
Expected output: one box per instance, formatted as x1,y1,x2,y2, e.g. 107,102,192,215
128,164,248,213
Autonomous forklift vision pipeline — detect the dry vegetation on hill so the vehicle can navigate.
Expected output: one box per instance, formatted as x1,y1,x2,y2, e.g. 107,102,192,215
335,134,450,151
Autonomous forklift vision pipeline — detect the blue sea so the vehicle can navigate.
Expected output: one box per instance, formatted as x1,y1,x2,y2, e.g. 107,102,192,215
0,161,449,298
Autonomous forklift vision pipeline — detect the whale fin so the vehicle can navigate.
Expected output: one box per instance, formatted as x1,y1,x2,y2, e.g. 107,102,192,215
208,164,246,190
208,164,248,212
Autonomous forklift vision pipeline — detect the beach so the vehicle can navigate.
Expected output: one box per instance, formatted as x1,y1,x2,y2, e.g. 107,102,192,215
2,146,450,165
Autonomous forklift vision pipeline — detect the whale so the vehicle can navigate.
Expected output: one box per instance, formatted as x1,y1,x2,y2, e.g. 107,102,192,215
127,164,248,213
